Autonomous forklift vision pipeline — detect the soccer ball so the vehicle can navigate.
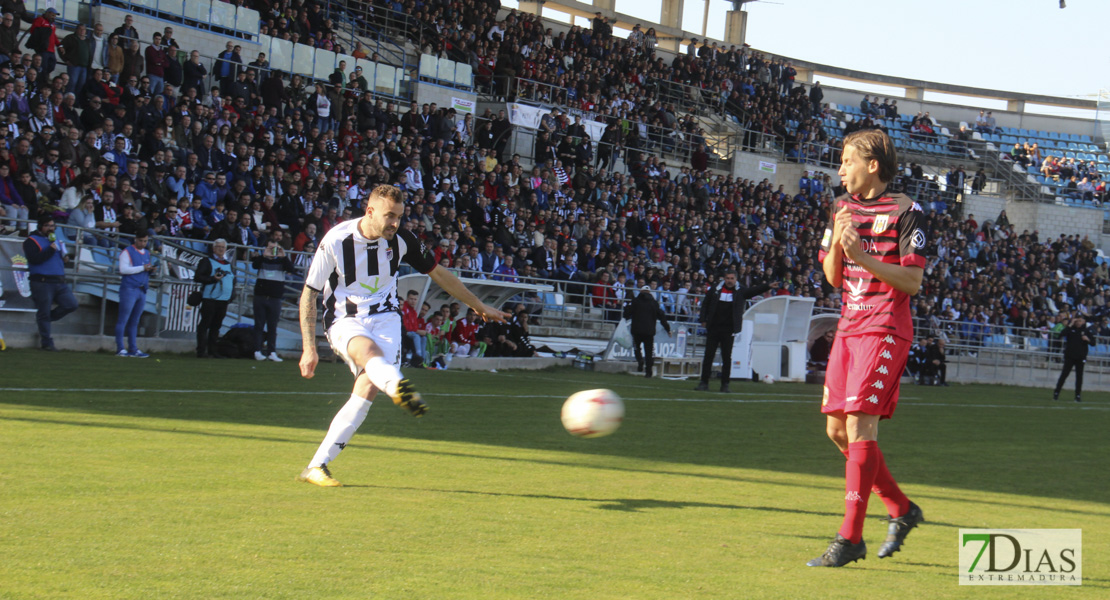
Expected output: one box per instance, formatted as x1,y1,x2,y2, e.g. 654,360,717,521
561,389,624,438
762,373,776,384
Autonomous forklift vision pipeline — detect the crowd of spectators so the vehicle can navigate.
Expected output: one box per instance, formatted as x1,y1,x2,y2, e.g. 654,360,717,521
1,0,1108,360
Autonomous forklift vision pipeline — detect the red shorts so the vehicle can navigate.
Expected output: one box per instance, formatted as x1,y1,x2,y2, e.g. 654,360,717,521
822,333,910,419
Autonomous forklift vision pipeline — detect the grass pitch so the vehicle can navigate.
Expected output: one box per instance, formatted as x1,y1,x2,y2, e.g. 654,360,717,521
0,351,1107,599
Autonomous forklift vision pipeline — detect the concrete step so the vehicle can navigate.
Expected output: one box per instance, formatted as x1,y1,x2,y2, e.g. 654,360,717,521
529,325,613,340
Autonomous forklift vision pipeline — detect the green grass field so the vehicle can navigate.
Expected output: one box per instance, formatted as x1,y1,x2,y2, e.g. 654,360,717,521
1,350,1107,599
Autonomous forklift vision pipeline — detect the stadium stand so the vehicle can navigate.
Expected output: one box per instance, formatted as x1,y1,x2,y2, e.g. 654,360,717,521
1,0,1109,371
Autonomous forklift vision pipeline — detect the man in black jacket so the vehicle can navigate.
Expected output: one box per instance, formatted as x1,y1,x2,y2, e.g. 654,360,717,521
696,270,777,392
625,285,670,378
922,336,947,386
1053,316,1095,402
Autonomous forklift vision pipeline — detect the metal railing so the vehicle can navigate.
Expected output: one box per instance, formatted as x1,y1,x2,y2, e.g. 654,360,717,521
2,219,312,339
326,0,422,70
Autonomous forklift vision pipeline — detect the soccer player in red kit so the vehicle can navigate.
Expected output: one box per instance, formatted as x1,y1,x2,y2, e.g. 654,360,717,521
809,129,926,567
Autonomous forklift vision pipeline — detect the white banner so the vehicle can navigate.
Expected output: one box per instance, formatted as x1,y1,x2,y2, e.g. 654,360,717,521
451,97,474,115
603,322,688,361
0,238,34,311
759,160,777,174
505,103,605,142
165,283,200,332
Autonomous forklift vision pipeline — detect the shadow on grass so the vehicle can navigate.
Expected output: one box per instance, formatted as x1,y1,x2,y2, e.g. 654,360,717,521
344,482,844,517
2,352,1110,509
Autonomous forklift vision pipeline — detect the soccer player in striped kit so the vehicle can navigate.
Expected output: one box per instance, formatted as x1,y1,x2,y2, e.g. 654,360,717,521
809,130,926,567
296,185,508,487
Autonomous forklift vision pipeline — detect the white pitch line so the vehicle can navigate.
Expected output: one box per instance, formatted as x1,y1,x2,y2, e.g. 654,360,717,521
0,388,1105,411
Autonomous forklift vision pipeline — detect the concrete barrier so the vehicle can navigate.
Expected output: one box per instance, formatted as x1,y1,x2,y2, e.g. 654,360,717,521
447,356,573,371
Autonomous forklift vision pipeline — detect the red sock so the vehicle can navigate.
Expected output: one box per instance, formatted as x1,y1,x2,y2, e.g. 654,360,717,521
838,440,879,544
840,447,910,517
871,448,911,518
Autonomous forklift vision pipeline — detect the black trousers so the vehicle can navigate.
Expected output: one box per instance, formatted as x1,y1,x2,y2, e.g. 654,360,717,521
700,330,735,385
922,360,947,384
253,295,282,355
632,333,654,376
1054,356,1085,397
197,298,229,356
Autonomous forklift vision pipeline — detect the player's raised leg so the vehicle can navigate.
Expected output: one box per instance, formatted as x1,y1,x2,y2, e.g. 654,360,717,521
345,333,426,417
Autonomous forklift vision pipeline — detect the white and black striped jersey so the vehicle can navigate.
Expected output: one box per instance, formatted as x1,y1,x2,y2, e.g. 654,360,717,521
305,220,438,328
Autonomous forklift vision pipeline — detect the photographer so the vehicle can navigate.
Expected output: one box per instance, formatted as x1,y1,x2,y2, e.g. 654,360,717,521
1053,316,1095,402
194,239,234,358
251,238,295,362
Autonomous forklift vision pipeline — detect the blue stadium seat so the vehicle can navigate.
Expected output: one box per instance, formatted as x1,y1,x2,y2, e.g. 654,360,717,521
1081,134,1093,143
1048,131,1061,140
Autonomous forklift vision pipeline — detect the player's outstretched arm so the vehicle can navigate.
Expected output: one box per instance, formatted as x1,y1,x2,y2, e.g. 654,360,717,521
428,265,511,323
299,286,320,378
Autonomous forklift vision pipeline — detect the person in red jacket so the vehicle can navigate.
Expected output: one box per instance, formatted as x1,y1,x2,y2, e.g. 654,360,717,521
28,8,60,81
450,308,482,356
401,290,428,367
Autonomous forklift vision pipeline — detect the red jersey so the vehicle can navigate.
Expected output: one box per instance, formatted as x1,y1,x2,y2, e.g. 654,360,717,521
452,318,481,345
818,192,926,341
401,303,424,333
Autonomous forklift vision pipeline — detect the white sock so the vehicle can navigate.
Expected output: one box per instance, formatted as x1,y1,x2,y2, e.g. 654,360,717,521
365,356,403,396
309,394,372,468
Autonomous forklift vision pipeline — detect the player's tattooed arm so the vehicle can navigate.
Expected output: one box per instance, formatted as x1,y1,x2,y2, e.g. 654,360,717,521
300,287,319,349
299,287,321,378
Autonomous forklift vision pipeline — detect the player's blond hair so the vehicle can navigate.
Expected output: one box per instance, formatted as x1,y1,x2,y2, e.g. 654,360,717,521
367,185,403,210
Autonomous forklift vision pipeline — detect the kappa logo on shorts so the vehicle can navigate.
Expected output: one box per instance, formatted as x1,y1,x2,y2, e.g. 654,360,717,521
883,335,896,344
871,380,885,390
865,394,879,404
846,491,863,502
880,350,893,360
875,365,889,375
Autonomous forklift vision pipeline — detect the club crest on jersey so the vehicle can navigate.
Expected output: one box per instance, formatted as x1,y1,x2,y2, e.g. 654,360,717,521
385,247,394,262
872,214,890,234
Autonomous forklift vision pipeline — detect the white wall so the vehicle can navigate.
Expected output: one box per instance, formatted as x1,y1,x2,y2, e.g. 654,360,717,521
415,81,476,115
963,193,1107,252
92,6,261,69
